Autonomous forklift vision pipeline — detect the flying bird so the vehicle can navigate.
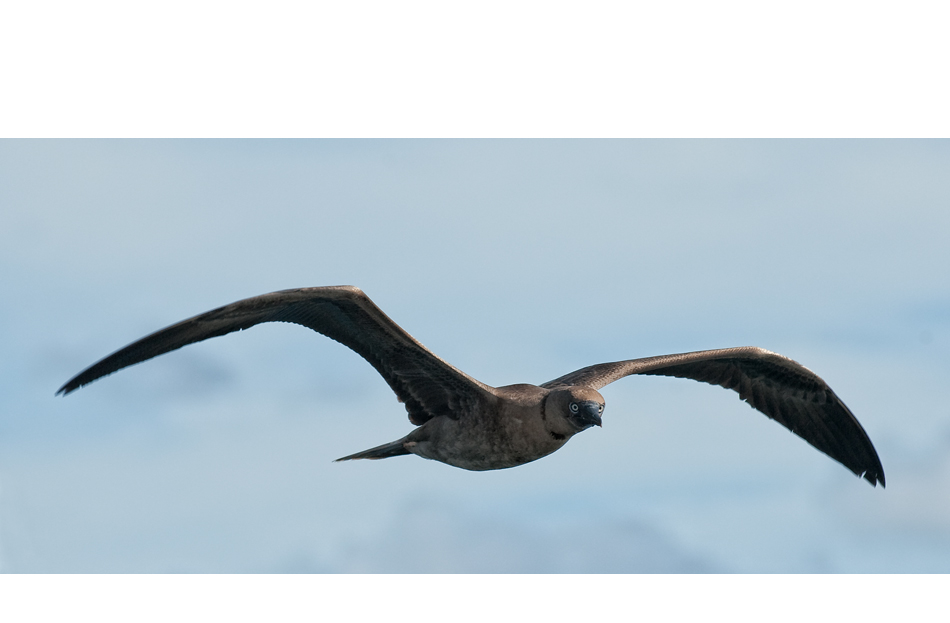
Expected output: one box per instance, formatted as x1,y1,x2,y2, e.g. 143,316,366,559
59,286,885,486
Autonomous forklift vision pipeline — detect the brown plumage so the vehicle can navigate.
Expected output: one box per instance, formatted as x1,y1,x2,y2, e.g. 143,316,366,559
58,286,885,486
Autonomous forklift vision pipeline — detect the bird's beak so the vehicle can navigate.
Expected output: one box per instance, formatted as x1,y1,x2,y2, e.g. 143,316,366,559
578,401,603,428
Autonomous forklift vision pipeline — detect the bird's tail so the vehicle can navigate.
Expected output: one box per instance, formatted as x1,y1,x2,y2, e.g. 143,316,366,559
335,438,411,462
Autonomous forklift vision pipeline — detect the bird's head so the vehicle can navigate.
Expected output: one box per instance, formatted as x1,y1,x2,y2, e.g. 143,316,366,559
547,386,605,433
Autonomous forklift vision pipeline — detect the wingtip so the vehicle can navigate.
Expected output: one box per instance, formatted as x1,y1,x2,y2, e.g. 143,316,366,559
862,469,885,488
56,379,81,396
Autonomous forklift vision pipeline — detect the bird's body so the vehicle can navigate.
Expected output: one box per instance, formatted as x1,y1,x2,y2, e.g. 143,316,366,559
356,383,598,471
59,286,885,486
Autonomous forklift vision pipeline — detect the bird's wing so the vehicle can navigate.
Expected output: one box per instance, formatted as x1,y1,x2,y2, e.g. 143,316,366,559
541,346,885,486
58,286,495,425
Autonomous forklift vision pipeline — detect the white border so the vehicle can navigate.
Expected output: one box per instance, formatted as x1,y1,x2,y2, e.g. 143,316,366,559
0,574,946,622
2,1,948,136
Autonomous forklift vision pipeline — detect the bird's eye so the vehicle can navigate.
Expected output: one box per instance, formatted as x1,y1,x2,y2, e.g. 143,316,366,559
570,402,579,413
598,405,604,413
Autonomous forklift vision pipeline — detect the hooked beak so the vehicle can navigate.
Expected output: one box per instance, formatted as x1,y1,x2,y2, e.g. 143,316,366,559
576,400,603,428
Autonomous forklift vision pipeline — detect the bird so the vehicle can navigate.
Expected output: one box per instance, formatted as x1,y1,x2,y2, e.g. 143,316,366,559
58,285,885,486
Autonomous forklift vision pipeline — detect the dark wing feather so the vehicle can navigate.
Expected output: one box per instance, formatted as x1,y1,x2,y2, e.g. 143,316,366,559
58,286,494,425
542,346,885,487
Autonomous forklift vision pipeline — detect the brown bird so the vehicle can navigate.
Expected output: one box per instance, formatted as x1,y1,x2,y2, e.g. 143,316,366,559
58,286,885,486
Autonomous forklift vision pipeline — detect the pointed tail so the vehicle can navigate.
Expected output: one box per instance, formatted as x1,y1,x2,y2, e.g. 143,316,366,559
335,438,411,462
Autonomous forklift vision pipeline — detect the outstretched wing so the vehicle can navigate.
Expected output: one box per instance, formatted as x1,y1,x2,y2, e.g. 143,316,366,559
542,346,885,486
59,286,495,425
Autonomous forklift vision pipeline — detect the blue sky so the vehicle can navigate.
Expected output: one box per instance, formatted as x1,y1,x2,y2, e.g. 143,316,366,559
2,139,949,572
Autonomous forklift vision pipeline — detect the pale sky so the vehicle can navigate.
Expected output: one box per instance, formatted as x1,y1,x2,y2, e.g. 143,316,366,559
2,139,949,571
